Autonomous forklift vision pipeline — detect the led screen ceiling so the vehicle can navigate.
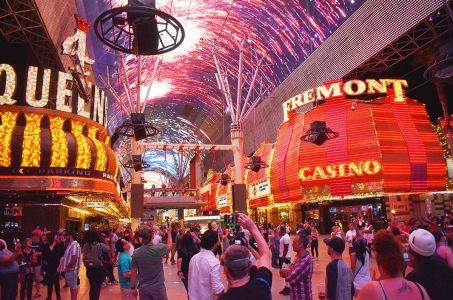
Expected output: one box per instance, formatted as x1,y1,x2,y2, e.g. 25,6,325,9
78,0,365,179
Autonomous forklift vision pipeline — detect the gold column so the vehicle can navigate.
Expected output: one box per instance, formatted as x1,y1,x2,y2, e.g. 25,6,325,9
49,116,68,167
21,113,43,167
0,112,18,166
88,126,107,171
71,120,91,169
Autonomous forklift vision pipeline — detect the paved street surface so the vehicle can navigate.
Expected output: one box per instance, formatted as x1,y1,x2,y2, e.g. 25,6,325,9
36,236,335,300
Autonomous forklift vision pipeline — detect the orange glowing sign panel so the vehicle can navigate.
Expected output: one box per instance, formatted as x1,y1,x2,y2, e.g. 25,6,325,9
282,79,408,122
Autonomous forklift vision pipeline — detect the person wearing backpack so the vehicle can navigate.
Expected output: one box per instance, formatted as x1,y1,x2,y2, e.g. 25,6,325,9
82,230,109,300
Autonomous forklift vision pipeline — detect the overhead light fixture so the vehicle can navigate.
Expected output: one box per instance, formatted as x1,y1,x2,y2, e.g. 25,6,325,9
66,196,83,203
61,204,91,215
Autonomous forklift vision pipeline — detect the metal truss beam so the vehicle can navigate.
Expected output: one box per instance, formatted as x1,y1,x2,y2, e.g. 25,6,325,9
346,3,453,78
139,143,235,151
0,0,63,70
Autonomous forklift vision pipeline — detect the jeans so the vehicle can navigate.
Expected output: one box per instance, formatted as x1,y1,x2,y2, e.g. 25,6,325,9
86,266,105,300
271,249,279,268
20,274,35,300
311,239,319,258
46,272,60,299
0,272,18,300
139,282,167,300
104,263,115,282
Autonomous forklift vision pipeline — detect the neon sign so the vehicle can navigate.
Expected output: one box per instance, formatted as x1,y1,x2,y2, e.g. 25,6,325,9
217,194,228,208
282,79,408,122
61,15,95,76
248,178,271,200
0,64,108,127
299,160,381,181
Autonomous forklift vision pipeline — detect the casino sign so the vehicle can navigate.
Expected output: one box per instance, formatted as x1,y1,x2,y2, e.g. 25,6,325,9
0,17,127,216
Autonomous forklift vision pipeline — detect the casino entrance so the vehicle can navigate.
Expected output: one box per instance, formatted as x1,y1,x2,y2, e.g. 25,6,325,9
302,197,387,234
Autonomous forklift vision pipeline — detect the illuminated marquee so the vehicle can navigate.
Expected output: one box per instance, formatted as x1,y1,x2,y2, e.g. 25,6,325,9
248,178,271,200
217,194,228,208
282,79,408,122
299,160,382,181
0,64,108,127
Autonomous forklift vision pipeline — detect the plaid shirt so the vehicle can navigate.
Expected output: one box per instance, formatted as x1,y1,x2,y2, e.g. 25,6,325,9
286,251,313,300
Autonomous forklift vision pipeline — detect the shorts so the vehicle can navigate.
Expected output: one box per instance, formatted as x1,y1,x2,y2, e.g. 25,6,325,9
349,247,356,254
121,288,137,300
64,270,79,289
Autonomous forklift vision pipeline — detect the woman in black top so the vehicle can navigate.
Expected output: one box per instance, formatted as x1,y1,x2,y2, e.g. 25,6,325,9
41,232,65,300
177,232,199,291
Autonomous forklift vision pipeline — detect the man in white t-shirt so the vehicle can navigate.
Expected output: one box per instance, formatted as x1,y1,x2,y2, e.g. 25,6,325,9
152,226,162,245
188,230,224,299
345,223,356,264
278,226,292,296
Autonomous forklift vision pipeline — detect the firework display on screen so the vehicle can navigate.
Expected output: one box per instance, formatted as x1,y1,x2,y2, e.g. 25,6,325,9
81,0,365,177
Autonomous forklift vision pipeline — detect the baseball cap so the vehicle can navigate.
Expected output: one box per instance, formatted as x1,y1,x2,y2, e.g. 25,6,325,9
324,237,345,254
408,229,436,257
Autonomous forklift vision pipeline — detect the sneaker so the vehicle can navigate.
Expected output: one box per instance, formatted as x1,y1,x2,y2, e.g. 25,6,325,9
101,282,107,288
110,280,119,285
281,287,290,296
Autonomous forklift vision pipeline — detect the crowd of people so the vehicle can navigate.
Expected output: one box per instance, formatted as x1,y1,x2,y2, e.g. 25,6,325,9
1,213,453,300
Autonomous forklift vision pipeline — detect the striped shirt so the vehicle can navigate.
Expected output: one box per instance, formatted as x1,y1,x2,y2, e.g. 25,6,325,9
62,241,81,272
287,251,313,300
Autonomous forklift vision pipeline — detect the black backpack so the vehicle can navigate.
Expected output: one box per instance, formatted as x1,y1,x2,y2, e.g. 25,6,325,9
82,243,103,268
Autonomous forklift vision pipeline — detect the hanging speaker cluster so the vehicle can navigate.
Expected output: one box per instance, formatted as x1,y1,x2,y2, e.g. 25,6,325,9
127,0,159,54
218,173,233,186
424,40,453,85
245,156,268,173
114,113,159,142
94,0,185,56
123,155,150,171
301,121,339,146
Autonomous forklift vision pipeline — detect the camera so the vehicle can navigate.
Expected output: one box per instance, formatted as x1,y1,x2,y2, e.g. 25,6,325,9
403,251,410,262
230,224,247,246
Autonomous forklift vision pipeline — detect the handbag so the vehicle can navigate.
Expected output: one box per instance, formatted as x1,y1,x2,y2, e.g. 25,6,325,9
40,273,49,286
